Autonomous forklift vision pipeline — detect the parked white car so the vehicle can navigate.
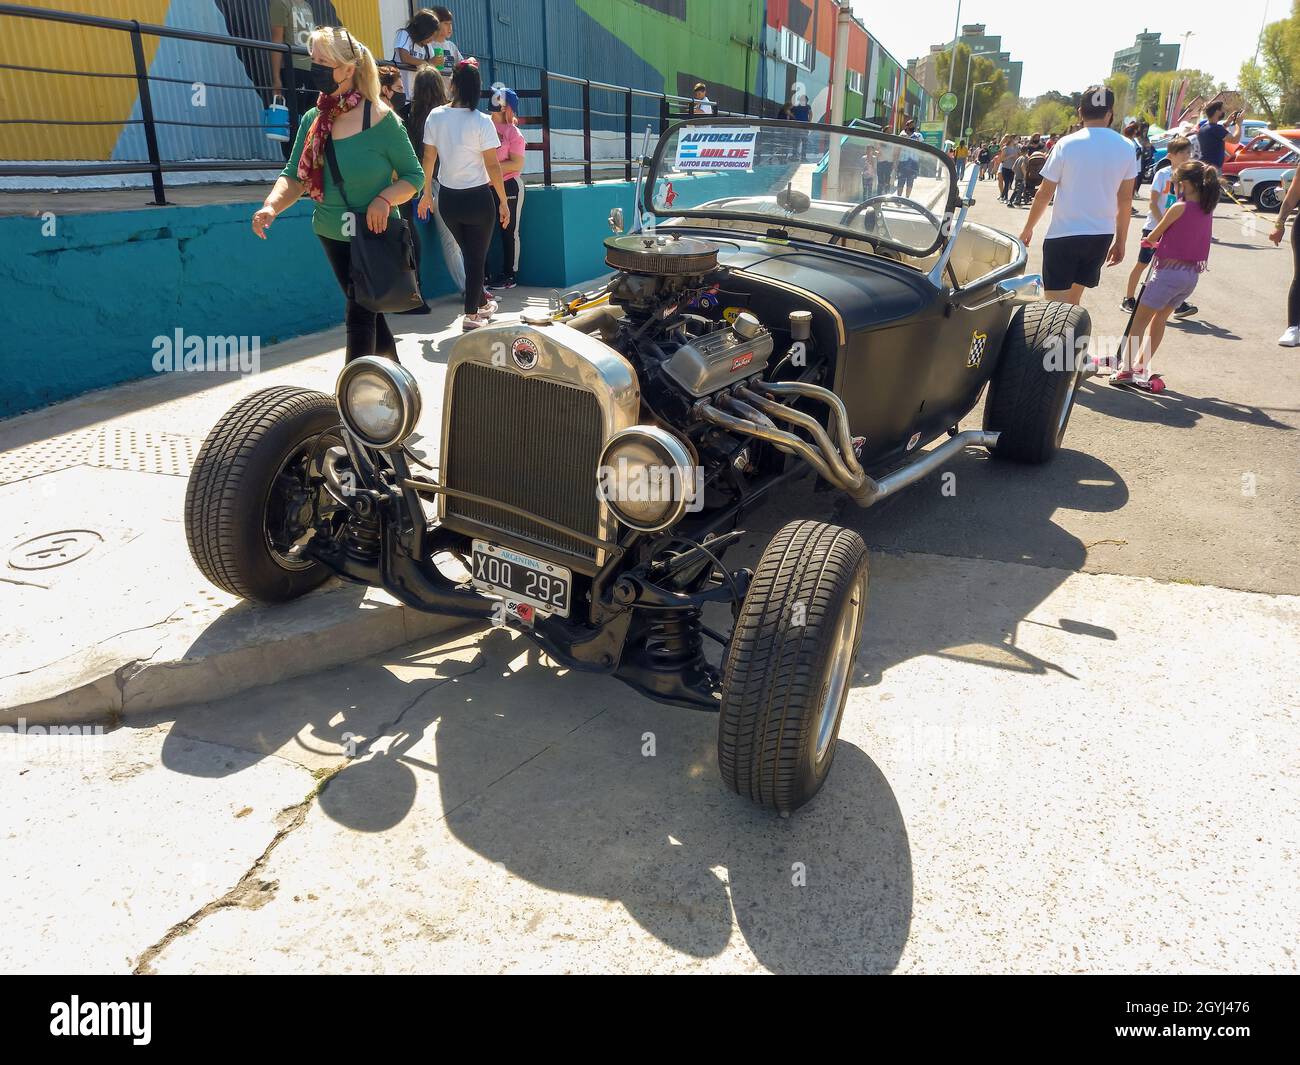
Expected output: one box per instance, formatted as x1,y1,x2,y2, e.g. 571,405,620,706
1236,157,1297,211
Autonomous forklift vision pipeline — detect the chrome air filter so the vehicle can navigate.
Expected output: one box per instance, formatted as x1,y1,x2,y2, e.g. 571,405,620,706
604,233,719,276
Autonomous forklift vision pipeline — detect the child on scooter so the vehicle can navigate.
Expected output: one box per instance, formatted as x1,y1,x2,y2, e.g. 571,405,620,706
1123,137,1196,318
1112,160,1220,390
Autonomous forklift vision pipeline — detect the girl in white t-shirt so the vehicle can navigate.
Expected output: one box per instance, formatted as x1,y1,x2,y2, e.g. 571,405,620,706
392,10,439,97
418,59,511,329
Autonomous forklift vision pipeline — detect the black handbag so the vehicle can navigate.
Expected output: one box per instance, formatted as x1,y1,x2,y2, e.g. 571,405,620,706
324,100,423,314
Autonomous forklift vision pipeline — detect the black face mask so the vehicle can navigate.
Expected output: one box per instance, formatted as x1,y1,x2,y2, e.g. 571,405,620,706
310,63,339,95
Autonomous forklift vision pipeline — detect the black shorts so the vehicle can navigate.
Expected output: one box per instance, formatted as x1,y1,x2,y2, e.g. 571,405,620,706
1042,234,1113,291
1137,230,1155,265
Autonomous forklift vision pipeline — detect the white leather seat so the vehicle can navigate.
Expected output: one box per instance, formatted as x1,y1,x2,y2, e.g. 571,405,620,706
946,225,1018,286
905,222,1018,286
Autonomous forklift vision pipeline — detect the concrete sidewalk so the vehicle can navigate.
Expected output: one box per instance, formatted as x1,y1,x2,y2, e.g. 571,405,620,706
0,286,557,725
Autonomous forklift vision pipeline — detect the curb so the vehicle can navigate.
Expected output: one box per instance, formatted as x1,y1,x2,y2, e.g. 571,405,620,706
1,582,479,727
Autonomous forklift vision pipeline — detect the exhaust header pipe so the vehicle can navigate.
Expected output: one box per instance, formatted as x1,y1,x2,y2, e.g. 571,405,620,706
699,379,998,507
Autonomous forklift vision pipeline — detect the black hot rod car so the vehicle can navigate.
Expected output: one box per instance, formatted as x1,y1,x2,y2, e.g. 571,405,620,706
185,119,1092,813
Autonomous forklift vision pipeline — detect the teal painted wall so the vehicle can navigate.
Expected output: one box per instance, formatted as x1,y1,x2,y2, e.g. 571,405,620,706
0,200,457,417
1,184,636,416
3,168,809,416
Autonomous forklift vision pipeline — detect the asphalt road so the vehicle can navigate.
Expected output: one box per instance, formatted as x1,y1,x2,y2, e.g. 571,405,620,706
3,183,1296,974
846,182,1300,596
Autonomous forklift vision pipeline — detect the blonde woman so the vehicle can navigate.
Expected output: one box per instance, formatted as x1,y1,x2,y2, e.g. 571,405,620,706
252,27,423,362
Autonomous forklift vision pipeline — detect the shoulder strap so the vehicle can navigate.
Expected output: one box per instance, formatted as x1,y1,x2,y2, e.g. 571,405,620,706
324,134,350,210
324,102,376,213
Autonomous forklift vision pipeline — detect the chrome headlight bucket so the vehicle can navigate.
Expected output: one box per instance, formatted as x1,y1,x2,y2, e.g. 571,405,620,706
597,425,697,533
335,356,422,450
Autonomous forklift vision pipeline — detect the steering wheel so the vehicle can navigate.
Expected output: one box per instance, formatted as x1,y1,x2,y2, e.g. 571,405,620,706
831,195,942,247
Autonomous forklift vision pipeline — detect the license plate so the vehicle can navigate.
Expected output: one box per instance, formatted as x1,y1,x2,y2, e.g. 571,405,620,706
470,540,571,619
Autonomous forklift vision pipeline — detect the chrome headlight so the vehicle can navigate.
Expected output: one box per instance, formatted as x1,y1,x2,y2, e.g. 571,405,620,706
335,356,422,449
597,426,697,532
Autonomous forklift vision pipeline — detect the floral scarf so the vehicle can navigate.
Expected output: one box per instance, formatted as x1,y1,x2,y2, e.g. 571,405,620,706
296,90,362,203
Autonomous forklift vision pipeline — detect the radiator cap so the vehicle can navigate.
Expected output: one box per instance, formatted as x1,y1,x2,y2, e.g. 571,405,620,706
520,308,552,326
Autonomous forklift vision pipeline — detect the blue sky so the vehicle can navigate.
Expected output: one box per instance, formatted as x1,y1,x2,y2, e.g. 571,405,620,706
850,0,1273,99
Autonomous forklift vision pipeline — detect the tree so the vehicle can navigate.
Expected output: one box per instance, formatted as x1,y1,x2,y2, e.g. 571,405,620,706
935,43,1008,139
1104,73,1132,128
984,91,1024,137
1024,100,1074,137
1239,1,1300,126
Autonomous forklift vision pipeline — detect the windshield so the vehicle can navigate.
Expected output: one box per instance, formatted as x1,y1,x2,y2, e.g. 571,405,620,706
645,118,957,257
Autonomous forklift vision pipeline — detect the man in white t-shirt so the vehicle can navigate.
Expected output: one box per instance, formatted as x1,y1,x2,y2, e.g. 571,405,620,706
1019,85,1138,306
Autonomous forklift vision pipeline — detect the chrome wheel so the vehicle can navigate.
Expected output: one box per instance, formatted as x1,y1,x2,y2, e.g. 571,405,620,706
1055,367,1082,444
814,570,867,762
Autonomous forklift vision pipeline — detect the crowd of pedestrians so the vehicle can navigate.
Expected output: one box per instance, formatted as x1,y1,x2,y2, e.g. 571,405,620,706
252,13,1295,367
1005,87,1287,389
256,5,530,336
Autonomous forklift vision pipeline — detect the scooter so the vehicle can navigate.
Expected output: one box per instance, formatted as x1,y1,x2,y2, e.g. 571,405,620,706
1109,254,1166,393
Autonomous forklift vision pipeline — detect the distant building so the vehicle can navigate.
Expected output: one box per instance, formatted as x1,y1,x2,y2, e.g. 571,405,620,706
1112,30,1180,90
907,45,946,98
912,24,1022,99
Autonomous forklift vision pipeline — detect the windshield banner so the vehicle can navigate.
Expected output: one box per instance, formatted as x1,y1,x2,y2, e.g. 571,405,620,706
674,127,759,172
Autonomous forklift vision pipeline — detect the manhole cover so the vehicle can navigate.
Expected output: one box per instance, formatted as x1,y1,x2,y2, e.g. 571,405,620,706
7,529,103,570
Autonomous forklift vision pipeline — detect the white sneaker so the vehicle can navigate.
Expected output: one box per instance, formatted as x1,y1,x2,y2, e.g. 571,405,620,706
1278,326,1300,347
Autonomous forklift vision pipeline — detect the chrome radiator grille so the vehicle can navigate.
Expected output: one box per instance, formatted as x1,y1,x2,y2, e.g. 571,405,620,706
444,362,604,559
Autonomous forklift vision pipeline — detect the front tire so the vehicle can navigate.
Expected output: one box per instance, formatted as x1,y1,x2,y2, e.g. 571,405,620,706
984,301,1091,463
1254,183,1282,212
184,386,339,603
718,520,869,814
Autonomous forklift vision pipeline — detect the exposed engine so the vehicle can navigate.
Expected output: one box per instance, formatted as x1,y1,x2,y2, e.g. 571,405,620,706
579,232,881,509
597,233,782,423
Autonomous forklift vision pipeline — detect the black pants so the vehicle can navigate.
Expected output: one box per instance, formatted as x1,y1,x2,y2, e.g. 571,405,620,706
1290,219,1300,328
318,235,399,363
439,183,495,315
491,177,523,278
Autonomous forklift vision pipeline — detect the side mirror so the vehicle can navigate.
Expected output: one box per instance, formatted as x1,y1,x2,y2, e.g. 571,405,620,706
960,274,1042,312
998,274,1042,304
608,207,625,234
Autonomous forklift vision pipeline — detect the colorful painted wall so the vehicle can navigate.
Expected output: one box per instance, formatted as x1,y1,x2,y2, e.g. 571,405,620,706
0,0,382,163
2,0,929,163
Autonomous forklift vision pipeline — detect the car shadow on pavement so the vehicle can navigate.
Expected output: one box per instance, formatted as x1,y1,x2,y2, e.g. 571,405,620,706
152,624,913,974
812,445,1128,688
1076,378,1296,431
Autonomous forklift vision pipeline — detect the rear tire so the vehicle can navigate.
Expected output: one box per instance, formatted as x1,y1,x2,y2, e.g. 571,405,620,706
184,386,339,603
718,520,869,814
984,301,1091,463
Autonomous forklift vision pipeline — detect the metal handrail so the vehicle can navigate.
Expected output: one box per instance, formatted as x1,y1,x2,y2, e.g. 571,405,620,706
0,1,768,198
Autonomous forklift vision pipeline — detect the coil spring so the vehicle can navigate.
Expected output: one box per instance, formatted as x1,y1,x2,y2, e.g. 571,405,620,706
343,513,381,562
645,608,704,668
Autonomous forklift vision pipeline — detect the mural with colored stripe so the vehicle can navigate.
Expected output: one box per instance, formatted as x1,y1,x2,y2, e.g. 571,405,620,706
0,0,928,164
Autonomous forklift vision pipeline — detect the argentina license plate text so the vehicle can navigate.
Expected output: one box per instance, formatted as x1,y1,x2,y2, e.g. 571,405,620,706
470,540,571,618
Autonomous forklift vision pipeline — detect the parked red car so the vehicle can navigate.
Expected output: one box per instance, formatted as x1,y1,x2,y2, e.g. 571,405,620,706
1223,130,1300,178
